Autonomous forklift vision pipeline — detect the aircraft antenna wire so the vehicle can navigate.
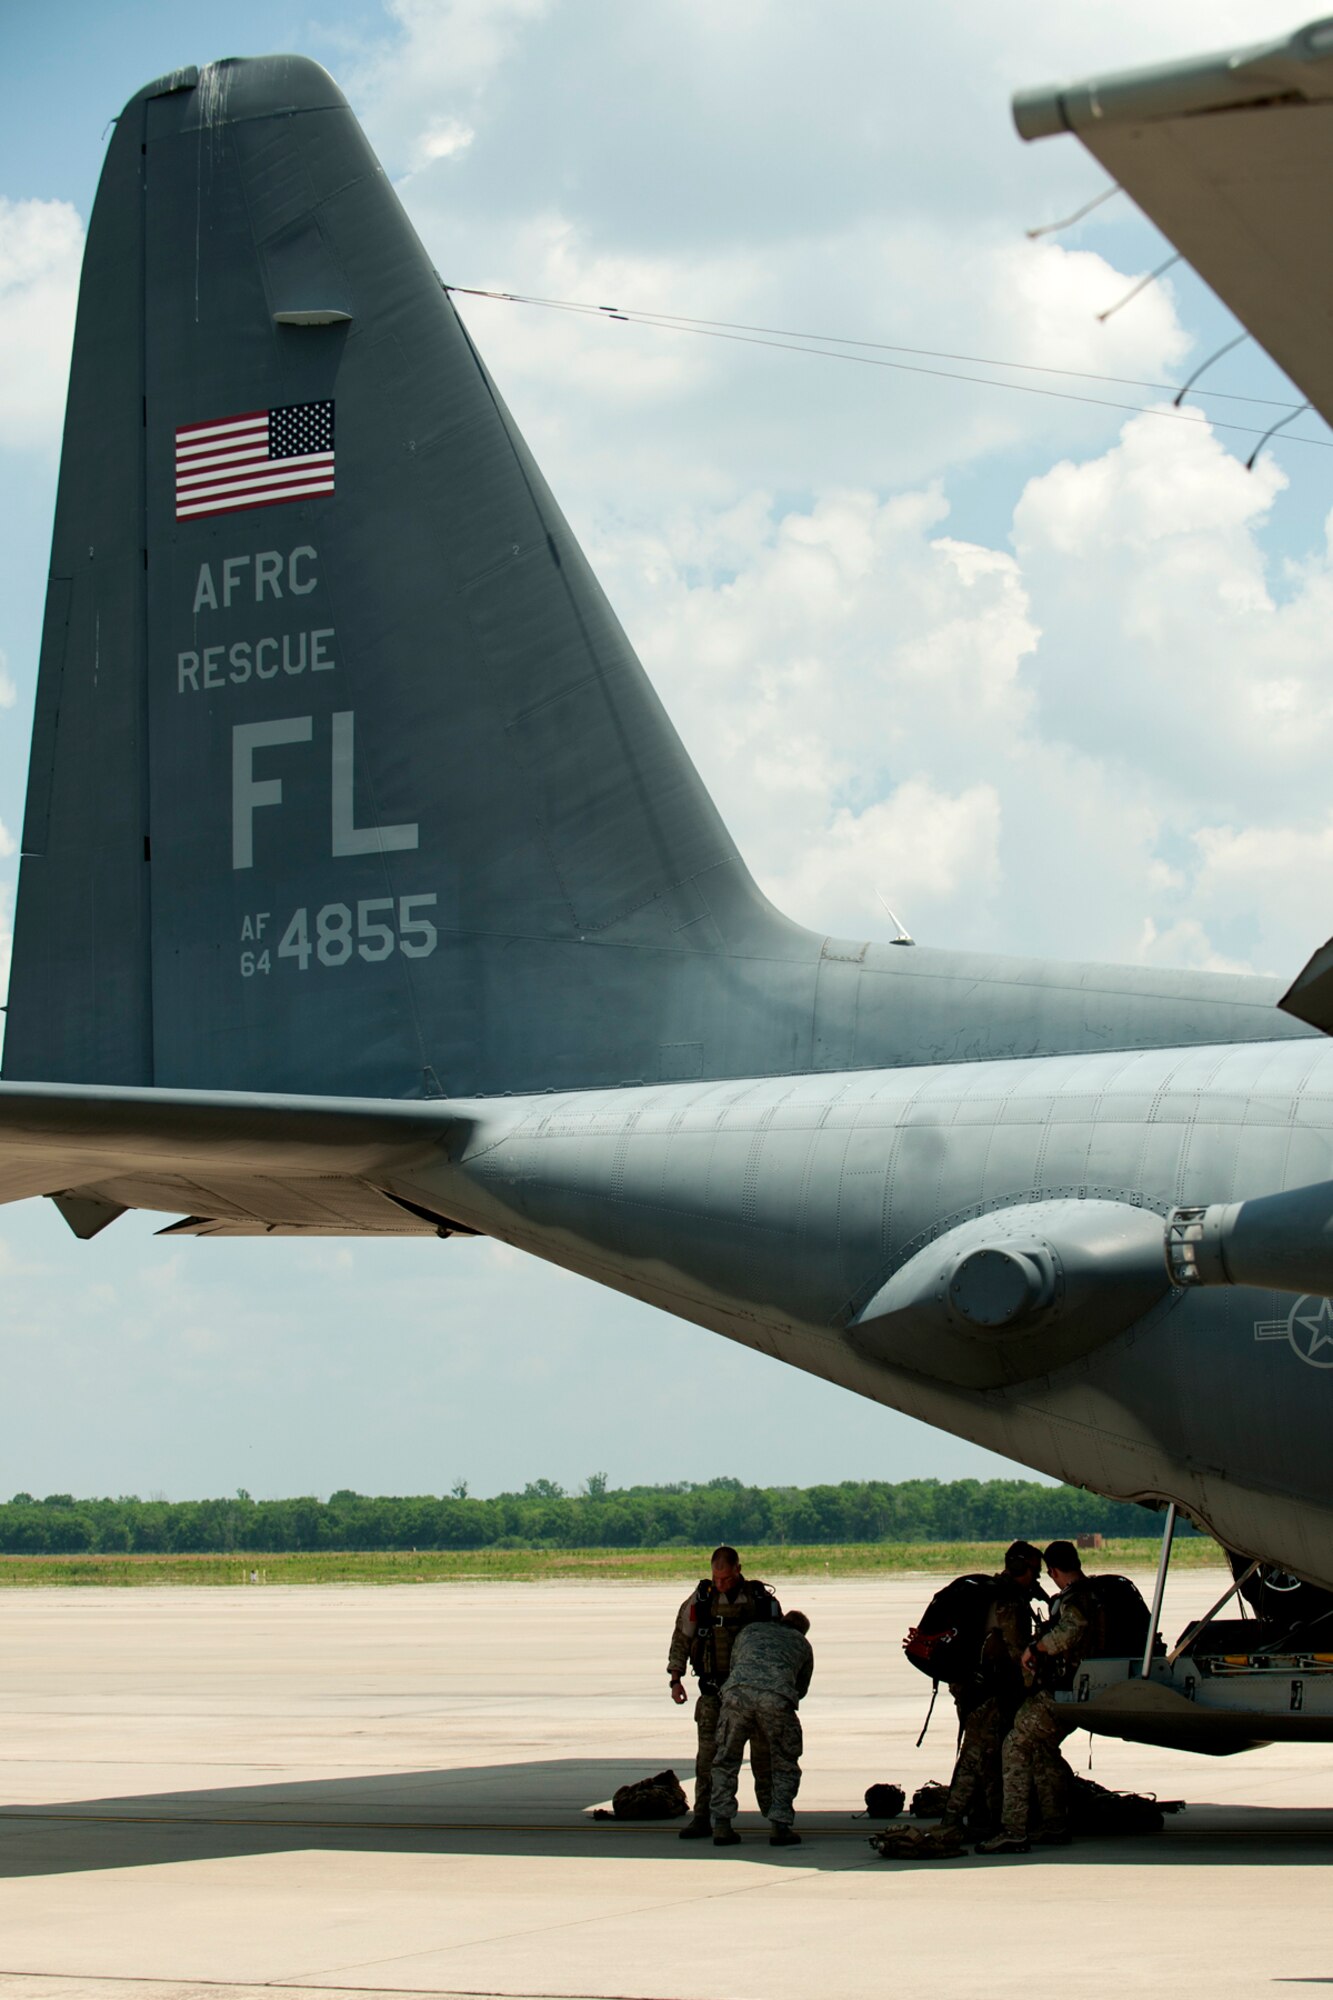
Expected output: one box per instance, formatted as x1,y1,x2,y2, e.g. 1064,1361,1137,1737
447,285,1303,409
445,286,1331,453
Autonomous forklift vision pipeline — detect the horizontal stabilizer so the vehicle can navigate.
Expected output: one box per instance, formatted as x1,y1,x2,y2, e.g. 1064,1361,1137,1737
1279,938,1333,1034
1014,18,1333,431
0,1083,460,1234
155,1214,435,1237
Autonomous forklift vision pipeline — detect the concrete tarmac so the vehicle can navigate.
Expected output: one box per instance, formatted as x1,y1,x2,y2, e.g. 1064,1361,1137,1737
0,1570,1330,2000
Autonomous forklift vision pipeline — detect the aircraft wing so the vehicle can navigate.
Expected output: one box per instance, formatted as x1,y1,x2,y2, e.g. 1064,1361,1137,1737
1014,18,1333,430
0,1084,466,1239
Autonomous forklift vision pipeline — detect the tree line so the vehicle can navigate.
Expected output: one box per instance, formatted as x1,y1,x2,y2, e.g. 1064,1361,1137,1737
0,1477,1178,1555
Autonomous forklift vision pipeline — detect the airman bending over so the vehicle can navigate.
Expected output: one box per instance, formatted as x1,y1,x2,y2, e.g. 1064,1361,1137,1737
710,1609,814,1848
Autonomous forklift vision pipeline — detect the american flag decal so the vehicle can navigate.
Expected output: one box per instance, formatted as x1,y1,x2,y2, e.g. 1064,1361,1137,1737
175,401,335,520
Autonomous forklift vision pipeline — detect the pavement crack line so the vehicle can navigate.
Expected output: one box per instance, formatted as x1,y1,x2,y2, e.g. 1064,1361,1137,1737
296,1853,882,1985
0,1972,674,1998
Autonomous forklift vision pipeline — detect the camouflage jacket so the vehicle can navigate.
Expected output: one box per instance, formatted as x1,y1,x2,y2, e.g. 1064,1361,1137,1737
667,1577,781,1684
1031,1578,1094,1685
978,1573,1037,1689
722,1621,814,1708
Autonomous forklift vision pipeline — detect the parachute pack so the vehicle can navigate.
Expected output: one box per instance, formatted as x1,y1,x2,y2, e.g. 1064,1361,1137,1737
905,1568,1159,1687
1087,1572,1157,1657
902,1573,996,1685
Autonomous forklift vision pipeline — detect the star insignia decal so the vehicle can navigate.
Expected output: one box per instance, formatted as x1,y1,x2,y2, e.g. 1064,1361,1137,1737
1290,1295,1333,1368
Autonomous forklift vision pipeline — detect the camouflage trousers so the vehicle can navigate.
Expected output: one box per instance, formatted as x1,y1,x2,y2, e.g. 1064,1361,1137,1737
1000,1690,1075,1838
709,1690,799,1826
943,1695,1006,1831
693,1691,773,1816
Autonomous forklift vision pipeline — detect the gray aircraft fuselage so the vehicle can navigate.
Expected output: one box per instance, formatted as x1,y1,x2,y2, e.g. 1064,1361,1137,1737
381,1035,1333,1590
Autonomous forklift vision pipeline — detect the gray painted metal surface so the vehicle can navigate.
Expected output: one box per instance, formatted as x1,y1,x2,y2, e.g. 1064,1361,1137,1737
389,1038,1333,1592
1015,15,1333,436
1012,17,1333,142
6,48,1333,1753
1056,1655,1333,1755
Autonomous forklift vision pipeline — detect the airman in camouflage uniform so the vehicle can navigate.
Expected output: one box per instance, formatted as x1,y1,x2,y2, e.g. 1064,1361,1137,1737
710,1610,814,1847
939,1540,1043,1838
978,1540,1096,1855
668,1545,782,1839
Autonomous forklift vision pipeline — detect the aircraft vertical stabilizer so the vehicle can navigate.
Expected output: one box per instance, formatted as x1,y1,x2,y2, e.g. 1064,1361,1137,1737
5,57,806,1103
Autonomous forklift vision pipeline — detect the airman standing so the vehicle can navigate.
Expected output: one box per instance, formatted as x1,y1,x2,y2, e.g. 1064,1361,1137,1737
977,1539,1095,1854
939,1540,1044,1838
667,1545,782,1839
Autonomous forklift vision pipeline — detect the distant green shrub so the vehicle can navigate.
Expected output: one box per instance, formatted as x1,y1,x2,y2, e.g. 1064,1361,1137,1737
0,1478,1178,1556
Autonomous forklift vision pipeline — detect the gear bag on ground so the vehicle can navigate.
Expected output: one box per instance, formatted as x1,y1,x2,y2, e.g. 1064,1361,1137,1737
591,1770,689,1820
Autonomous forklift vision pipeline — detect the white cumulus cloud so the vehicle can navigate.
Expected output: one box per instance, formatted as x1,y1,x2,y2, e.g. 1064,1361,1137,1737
361,0,550,156
592,483,1033,937
411,117,476,171
578,390,1333,980
0,197,82,454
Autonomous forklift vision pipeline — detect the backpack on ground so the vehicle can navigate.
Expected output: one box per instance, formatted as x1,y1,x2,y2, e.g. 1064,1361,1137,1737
870,1824,969,1861
903,1574,994,1686
863,1783,905,1819
1066,1771,1181,1837
910,1780,951,1819
1088,1573,1157,1658
594,1769,689,1820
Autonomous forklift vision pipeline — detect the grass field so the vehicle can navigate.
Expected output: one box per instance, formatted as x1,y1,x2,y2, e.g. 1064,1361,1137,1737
0,1539,1220,1587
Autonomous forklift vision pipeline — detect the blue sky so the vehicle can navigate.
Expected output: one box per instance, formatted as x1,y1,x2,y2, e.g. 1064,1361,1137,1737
0,1,1328,1499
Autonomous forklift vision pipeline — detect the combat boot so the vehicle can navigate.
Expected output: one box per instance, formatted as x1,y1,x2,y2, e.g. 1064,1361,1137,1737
1034,1826,1072,1846
769,1825,802,1847
974,1830,1030,1855
712,1819,741,1846
677,1814,712,1840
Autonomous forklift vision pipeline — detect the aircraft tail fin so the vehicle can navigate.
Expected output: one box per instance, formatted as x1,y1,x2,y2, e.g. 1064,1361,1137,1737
3,57,804,1100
